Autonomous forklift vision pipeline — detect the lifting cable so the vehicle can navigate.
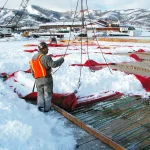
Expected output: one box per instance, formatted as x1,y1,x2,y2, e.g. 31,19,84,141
5,0,29,28
74,0,85,93
75,0,113,93
52,0,80,74
15,0,29,28
75,24,83,92
85,0,113,74
85,22,95,72
33,0,79,76
0,0,9,13
61,0,79,56
32,0,80,91
5,2,22,27
53,0,85,93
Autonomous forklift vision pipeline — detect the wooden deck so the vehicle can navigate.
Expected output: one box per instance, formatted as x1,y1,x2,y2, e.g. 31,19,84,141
98,37,150,43
51,50,150,150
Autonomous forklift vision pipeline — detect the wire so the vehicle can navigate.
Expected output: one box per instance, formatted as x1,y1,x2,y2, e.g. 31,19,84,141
5,3,22,27
85,22,95,73
74,0,86,93
54,0,112,94
75,0,113,93
15,0,29,27
85,0,113,74
76,25,83,91
63,0,80,56
0,0,9,13
52,0,80,74
5,0,29,28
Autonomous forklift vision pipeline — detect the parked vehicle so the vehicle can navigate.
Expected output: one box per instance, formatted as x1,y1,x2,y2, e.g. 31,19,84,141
0,27,12,37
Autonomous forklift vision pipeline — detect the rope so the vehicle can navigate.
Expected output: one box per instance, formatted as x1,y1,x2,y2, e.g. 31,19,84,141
85,22,95,72
52,0,80,75
74,0,86,93
31,1,81,90
5,0,29,28
0,0,9,12
85,0,112,74
63,0,80,56
75,0,113,93
5,4,22,27
76,25,83,92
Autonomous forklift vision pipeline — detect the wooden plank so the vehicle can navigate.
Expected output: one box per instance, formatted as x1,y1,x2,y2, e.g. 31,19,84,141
52,103,126,150
98,37,150,43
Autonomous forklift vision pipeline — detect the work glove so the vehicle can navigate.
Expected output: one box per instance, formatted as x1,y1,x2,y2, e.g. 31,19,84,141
59,57,64,64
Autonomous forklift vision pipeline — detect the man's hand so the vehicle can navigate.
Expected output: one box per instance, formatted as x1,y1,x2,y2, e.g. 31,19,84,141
61,57,64,63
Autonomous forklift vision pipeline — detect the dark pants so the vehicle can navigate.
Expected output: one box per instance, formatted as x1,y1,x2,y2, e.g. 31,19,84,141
36,84,52,111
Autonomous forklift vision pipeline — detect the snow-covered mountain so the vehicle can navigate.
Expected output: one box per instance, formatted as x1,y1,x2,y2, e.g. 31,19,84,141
0,5,150,27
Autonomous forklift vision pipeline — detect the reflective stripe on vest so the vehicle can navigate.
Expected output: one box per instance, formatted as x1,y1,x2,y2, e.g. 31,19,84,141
30,54,47,79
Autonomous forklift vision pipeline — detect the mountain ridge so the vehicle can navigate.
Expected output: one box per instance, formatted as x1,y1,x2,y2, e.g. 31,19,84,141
0,5,150,27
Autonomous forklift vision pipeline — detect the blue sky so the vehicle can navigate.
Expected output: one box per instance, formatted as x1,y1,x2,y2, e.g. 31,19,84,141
1,0,150,11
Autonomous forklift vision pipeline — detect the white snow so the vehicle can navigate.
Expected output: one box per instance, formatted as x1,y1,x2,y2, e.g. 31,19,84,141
26,5,41,16
0,32,150,149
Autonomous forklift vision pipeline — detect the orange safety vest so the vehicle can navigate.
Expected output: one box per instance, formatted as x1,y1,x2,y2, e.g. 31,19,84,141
30,54,47,79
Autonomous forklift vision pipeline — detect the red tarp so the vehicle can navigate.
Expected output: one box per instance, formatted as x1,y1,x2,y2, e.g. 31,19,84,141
22,91,122,111
24,49,38,53
76,91,123,108
23,92,77,111
2,70,77,111
24,43,67,47
136,49,145,52
47,43,67,47
24,49,69,57
71,60,114,71
104,52,112,54
112,68,150,92
0,72,8,78
1,69,123,111
129,54,142,62
134,74,150,92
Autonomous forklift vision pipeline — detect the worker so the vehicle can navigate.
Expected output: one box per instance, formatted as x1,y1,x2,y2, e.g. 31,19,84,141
30,42,64,112
50,36,57,44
